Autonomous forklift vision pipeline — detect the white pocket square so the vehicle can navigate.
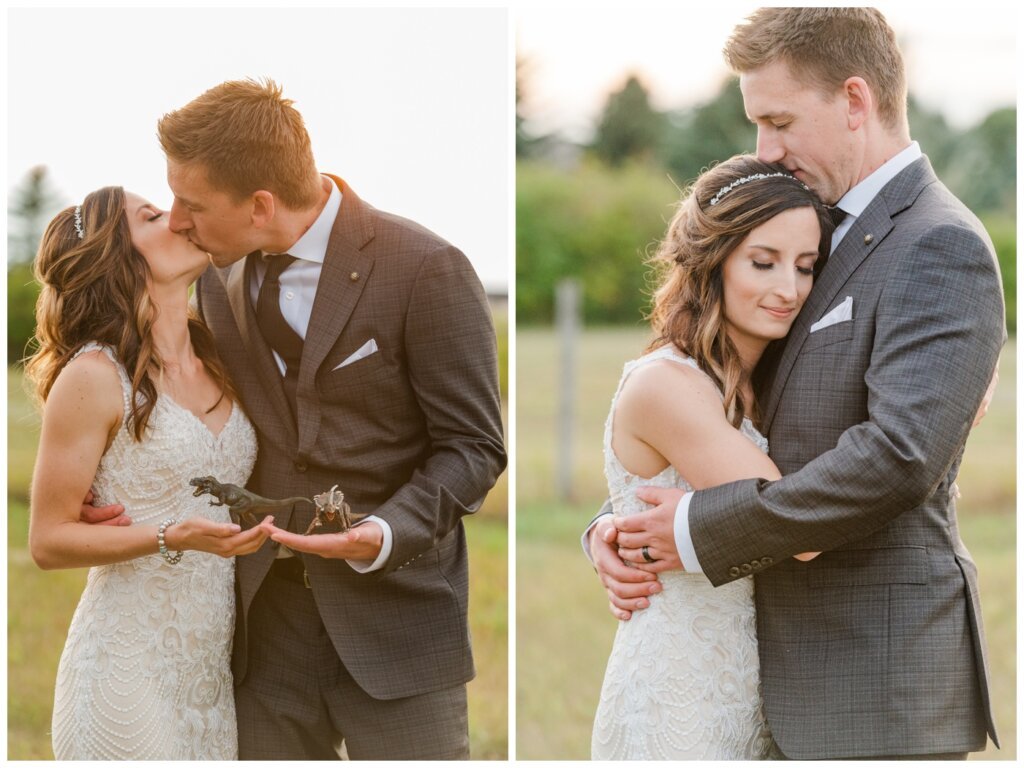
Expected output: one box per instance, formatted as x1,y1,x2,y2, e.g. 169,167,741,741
809,296,853,333
333,339,378,370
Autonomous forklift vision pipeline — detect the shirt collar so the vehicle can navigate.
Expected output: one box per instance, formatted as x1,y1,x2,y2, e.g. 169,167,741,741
264,175,342,265
836,141,921,218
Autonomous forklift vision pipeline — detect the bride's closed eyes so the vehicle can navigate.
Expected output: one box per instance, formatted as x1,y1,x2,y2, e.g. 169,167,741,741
750,260,815,276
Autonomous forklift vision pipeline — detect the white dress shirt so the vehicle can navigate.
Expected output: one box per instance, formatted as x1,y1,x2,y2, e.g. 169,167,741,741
252,176,393,573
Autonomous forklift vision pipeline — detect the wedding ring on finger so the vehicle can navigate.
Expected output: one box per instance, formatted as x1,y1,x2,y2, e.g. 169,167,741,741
642,545,656,564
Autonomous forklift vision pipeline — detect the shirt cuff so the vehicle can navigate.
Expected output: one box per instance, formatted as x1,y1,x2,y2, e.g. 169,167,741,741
345,515,392,573
581,512,613,565
674,492,703,573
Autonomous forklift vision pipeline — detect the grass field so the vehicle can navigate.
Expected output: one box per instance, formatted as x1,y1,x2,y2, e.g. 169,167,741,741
7,368,508,760
516,328,1016,761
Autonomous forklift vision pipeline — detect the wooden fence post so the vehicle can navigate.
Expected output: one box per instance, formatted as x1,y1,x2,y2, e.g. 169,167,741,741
556,278,580,501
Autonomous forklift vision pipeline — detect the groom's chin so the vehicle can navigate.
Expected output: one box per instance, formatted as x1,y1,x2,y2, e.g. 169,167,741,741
208,251,246,268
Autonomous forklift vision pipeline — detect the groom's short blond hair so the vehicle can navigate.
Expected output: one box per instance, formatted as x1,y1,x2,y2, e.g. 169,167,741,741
724,8,907,131
157,78,322,209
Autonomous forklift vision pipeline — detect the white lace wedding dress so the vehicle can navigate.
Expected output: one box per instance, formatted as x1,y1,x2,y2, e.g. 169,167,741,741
591,345,778,760
50,343,257,760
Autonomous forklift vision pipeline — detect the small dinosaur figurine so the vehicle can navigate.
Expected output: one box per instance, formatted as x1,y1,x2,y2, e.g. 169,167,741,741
306,485,368,534
188,476,310,528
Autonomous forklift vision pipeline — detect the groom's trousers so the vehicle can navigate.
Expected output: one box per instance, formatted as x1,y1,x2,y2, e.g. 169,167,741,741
235,563,470,760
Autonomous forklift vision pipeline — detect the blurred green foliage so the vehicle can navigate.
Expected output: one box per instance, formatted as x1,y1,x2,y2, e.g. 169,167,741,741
8,263,39,364
517,77,1016,329
516,160,677,325
493,301,508,399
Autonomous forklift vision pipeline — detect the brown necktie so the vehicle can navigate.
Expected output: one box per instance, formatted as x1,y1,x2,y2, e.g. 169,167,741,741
820,205,849,274
255,254,302,418
827,204,848,228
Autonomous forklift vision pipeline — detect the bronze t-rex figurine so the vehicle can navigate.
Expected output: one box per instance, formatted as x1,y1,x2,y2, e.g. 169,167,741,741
188,476,310,528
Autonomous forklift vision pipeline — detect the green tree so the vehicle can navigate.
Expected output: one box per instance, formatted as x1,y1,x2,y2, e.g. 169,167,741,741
907,94,957,175
8,166,61,364
661,78,756,185
517,159,678,324
8,262,40,364
591,74,665,167
944,108,1016,216
8,166,63,266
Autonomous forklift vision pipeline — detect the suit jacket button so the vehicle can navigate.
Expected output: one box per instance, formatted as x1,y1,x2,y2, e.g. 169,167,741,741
729,566,741,577
760,556,773,566
750,560,761,570
350,271,360,281
740,563,752,574
294,461,307,473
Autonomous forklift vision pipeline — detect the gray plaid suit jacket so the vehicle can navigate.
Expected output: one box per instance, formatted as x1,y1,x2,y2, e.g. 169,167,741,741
690,156,1003,758
196,177,506,700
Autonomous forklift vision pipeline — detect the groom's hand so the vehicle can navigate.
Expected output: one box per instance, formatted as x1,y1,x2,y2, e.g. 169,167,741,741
591,517,662,621
614,486,685,573
267,521,384,562
79,490,131,526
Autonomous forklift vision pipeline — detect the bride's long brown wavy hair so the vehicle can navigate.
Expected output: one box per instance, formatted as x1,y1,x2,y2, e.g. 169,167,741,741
646,155,832,428
24,186,239,441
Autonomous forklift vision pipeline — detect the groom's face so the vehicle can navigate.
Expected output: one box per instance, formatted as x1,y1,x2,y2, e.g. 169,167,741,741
166,160,261,267
740,60,857,206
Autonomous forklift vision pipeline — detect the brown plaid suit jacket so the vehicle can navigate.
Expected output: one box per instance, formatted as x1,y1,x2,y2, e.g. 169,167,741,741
196,177,506,700
690,157,1003,757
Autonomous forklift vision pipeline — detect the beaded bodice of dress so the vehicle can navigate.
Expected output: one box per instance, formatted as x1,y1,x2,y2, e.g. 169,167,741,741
51,343,257,760
593,344,777,760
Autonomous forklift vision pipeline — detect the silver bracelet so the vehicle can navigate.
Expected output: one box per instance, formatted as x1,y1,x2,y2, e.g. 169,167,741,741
157,518,184,565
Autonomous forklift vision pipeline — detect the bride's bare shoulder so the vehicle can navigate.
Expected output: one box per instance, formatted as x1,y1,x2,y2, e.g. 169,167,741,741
45,349,124,427
616,356,727,436
621,356,722,407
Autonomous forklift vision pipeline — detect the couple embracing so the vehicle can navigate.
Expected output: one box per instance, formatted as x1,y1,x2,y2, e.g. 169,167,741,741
28,79,506,760
587,8,1003,761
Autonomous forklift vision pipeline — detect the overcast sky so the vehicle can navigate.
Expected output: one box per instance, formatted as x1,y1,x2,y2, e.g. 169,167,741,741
7,7,509,291
518,4,1017,141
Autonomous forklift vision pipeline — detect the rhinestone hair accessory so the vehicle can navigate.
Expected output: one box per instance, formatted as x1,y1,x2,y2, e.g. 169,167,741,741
708,172,809,206
73,206,85,240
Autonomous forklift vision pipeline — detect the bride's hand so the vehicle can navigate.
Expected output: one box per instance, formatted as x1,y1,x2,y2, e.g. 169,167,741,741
616,486,684,573
162,516,274,557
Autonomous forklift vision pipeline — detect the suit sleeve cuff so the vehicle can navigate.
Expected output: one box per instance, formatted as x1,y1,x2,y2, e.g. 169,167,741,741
581,512,613,564
674,492,703,573
345,515,392,573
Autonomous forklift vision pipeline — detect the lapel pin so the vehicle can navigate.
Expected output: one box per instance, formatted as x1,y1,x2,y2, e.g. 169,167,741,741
863,234,874,245
350,272,360,282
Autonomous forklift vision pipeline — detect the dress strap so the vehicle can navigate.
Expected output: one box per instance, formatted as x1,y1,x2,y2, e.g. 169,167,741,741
69,342,133,418
622,345,723,400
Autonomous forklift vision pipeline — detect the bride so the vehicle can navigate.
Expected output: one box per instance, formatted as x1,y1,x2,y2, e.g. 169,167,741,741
588,156,830,759
26,187,272,760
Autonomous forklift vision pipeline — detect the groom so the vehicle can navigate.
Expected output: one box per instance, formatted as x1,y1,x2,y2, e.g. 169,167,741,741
588,8,1003,760
91,79,505,759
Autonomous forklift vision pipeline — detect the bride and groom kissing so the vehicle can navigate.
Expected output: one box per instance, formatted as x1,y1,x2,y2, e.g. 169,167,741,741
586,8,1003,761
28,78,505,759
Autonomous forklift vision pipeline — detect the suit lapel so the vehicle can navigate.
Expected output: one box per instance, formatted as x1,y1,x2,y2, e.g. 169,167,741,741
296,176,375,456
761,157,934,432
225,252,298,446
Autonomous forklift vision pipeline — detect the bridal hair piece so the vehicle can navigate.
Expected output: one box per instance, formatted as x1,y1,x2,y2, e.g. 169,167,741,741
708,172,809,206
72,206,85,239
